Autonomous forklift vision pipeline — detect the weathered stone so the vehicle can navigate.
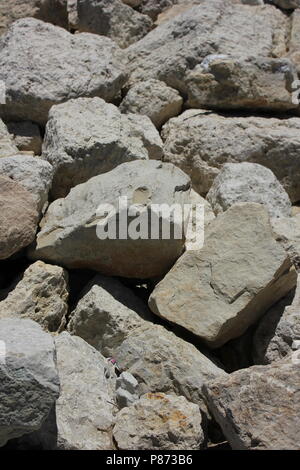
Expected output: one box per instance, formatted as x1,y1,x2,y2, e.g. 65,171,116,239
149,203,297,348
0,155,53,213
271,214,300,271
30,161,191,279
185,56,298,112
253,276,300,364
288,10,300,74
127,1,288,92
0,119,18,157
0,261,69,333
76,0,152,49
0,318,59,447
155,3,197,26
7,122,42,155
113,393,204,450
162,109,300,202
0,175,38,260
138,0,202,20
203,358,300,450
185,189,215,252
207,162,292,219
68,274,152,356
120,80,183,128
42,97,163,199
0,18,127,125
115,323,227,410
116,372,139,408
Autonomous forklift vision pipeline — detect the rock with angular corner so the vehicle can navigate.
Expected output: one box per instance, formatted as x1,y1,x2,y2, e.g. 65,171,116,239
185,189,215,252
203,358,300,450
115,323,227,410
253,276,300,364
207,162,292,219
0,155,53,213
0,119,18,157
76,0,152,49
162,109,300,202
0,318,59,448
0,261,69,332
113,392,204,450
185,56,298,112
149,203,297,348
7,122,42,155
68,274,152,356
116,372,139,409
127,1,288,91
271,214,300,271
0,18,127,125
42,97,163,199
0,175,38,260
30,160,191,278
120,80,183,128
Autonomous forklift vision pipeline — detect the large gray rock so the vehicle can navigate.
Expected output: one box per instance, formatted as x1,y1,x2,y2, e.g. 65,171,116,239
76,0,152,49
253,276,300,364
113,392,204,450
7,121,42,155
0,175,38,260
203,358,300,450
271,213,300,271
0,155,53,213
68,274,152,356
42,97,163,199
120,80,183,128
115,323,227,410
185,56,298,112
0,261,69,333
127,1,288,92
149,203,297,348
162,109,300,202
0,318,59,447
0,119,18,157
30,160,191,279
0,18,127,125
207,162,292,219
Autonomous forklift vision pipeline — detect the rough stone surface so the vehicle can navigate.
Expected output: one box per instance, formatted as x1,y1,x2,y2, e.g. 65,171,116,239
68,274,152,356
0,175,38,260
0,261,69,332
0,155,53,213
203,358,300,450
115,323,227,410
0,18,127,125
253,276,300,364
207,162,292,219
162,109,300,202
149,203,297,348
0,119,19,157
185,56,298,112
42,97,163,199
116,372,139,409
76,0,152,49
288,10,300,74
0,318,59,448
155,3,197,26
30,161,191,279
127,1,288,92
138,0,202,20
185,189,215,252
113,392,204,450
271,214,300,271
7,122,42,155
271,0,300,9
120,80,183,128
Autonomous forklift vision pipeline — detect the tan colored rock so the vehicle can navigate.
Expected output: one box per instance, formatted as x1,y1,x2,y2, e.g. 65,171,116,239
0,261,69,332
149,203,297,348
271,214,300,271
0,175,38,260
203,358,300,450
155,3,196,25
185,189,215,252
113,393,204,450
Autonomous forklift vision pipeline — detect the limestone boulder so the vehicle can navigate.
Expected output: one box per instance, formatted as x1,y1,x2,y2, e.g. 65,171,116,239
0,18,127,125
30,160,191,279
162,109,300,202
0,175,38,260
207,162,292,219
149,203,297,348
0,261,69,333
120,80,183,128
113,393,204,450
42,97,163,199
0,318,59,447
